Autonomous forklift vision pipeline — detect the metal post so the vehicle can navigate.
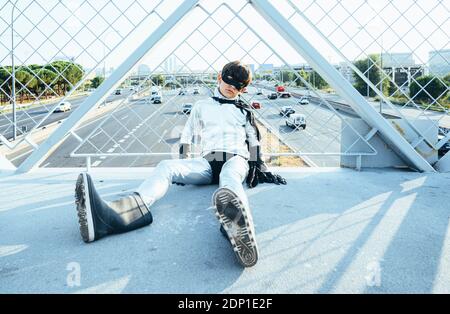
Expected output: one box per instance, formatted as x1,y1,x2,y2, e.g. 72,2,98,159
379,37,383,115
367,57,370,98
11,0,19,141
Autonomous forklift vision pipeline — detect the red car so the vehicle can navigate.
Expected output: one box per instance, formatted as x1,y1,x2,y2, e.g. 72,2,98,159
276,85,285,92
251,102,262,109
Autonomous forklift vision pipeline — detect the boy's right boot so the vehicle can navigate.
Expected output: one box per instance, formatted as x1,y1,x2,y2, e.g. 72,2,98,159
74,172,153,243
212,187,259,267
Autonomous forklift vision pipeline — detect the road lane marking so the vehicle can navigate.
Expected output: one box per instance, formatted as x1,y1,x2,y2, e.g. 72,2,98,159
92,160,102,167
107,148,115,153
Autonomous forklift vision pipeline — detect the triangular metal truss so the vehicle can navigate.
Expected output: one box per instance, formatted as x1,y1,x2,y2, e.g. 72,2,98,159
2,0,442,172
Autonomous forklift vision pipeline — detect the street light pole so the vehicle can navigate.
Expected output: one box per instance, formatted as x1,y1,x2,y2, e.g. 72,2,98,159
379,36,384,115
367,57,370,97
11,0,19,141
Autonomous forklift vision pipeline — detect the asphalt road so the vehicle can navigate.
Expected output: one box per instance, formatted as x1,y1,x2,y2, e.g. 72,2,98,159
9,86,354,168
0,91,132,140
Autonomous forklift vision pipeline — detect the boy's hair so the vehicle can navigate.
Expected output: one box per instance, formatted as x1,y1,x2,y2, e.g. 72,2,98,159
221,61,252,90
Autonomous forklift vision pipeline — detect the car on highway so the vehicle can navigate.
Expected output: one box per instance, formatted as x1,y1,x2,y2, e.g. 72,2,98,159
279,106,295,117
279,92,291,98
193,88,199,95
54,101,72,112
115,89,122,95
298,96,310,105
268,92,278,100
251,102,262,109
182,103,193,114
276,85,285,93
179,89,187,95
152,95,162,104
151,90,162,100
285,113,306,130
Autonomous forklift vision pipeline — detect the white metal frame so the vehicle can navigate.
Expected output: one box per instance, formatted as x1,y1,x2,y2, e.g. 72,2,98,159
16,0,200,172
251,0,435,172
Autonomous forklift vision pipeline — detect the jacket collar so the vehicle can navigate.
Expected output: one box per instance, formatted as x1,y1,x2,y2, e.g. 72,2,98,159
214,87,238,102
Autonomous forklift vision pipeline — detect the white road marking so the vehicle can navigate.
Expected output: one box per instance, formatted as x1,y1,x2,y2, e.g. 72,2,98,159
92,160,102,167
107,148,115,153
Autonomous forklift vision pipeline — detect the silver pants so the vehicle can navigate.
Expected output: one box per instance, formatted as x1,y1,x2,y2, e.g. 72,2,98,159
136,155,250,209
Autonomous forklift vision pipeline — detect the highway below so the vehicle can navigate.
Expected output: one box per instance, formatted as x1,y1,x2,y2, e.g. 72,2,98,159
8,86,360,168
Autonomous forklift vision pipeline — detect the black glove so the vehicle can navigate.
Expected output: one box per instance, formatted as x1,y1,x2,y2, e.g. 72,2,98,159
246,161,287,188
257,171,287,185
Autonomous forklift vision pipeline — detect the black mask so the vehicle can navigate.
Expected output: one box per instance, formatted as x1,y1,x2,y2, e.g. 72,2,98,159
222,74,246,90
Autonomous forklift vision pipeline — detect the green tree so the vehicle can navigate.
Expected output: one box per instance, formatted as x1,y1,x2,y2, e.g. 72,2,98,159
307,71,329,90
90,76,105,89
15,68,34,102
353,54,389,97
409,75,448,102
278,71,293,83
0,68,12,104
36,68,57,98
44,61,84,95
295,70,308,87
443,73,450,86
151,74,165,86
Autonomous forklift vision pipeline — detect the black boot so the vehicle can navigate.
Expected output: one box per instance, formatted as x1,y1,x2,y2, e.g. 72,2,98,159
212,187,259,267
74,173,153,243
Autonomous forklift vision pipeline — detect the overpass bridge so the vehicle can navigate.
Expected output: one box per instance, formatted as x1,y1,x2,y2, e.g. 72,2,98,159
0,0,449,294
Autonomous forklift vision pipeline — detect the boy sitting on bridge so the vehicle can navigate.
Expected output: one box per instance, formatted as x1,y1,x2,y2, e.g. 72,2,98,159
74,61,286,267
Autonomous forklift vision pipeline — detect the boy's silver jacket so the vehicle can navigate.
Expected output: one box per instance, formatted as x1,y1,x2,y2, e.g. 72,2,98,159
180,88,260,161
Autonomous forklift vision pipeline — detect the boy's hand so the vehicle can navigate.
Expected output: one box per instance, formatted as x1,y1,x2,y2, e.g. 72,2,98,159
246,161,287,188
257,172,287,185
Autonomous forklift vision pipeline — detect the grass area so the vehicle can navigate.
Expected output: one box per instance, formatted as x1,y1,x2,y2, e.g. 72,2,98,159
257,121,307,167
374,95,449,112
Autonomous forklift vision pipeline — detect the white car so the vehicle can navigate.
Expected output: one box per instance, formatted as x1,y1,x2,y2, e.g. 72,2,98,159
182,103,193,114
298,96,310,105
54,101,72,112
285,113,306,130
280,106,295,117
152,95,162,104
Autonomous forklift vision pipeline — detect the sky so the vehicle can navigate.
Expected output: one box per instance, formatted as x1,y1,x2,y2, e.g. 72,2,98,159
0,0,448,73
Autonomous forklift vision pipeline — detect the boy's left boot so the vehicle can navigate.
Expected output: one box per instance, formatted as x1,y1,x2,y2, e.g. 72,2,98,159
74,172,153,243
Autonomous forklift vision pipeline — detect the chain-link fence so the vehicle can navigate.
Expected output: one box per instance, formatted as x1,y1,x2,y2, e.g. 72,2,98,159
0,0,448,171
